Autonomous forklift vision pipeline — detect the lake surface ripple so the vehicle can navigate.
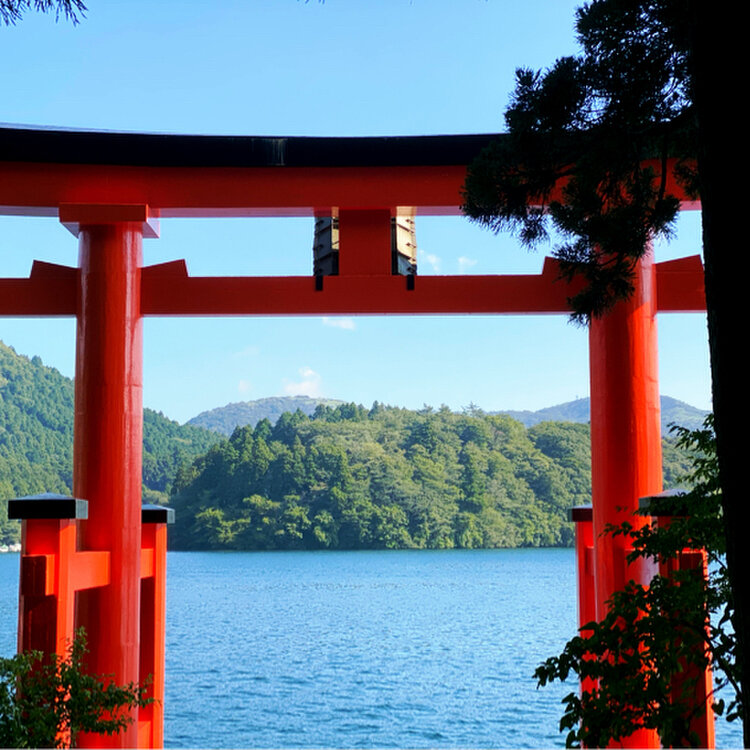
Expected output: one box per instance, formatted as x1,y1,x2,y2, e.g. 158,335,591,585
164,549,575,748
1,549,743,748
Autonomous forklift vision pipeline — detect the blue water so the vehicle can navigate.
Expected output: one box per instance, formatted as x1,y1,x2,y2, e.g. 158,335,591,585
0,549,744,748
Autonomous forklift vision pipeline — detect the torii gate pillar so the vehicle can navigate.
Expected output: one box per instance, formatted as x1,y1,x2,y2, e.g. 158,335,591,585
65,207,155,748
588,249,663,748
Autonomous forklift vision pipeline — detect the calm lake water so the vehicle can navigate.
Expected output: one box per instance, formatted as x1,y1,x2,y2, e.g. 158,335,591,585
0,549,744,748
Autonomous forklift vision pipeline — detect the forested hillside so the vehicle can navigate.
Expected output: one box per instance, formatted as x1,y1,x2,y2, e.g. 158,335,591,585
0,341,221,544
1,340,699,551
169,402,694,551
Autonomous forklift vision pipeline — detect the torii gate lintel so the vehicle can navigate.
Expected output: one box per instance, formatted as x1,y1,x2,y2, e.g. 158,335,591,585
0,252,705,318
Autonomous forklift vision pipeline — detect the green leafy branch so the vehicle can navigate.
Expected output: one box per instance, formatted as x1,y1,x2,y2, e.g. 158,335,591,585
0,629,151,748
534,417,741,747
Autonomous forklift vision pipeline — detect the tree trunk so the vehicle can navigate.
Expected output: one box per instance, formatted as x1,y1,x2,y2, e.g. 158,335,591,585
690,1,749,741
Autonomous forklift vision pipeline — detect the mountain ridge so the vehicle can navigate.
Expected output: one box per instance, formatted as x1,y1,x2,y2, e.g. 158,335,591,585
187,394,709,435
496,395,708,431
186,396,345,434
1,340,705,550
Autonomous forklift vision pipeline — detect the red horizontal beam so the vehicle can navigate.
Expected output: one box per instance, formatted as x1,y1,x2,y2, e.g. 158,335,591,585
653,255,706,312
19,550,110,597
0,256,705,317
70,550,111,591
0,159,697,218
140,258,581,315
141,547,155,579
0,261,78,315
0,163,470,218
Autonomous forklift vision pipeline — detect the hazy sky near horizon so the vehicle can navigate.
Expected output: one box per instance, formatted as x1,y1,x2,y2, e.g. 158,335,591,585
0,1,710,424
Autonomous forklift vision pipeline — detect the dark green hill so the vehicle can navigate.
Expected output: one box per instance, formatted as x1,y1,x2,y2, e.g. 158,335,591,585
171,404,592,550
498,395,708,431
187,395,345,435
169,403,696,552
0,341,221,544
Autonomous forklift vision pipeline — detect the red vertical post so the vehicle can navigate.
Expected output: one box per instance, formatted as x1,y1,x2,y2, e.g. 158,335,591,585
139,506,173,749
10,493,111,657
570,506,596,632
649,504,716,748
16,516,77,657
589,250,662,604
569,506,597,698
588,250,662,749
669,546,715,748
71,217,145,749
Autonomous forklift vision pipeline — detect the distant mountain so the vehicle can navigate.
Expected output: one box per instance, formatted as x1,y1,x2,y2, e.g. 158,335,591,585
188,394,708,437
187,396,345,435
169,400,698,552
497,395,708,431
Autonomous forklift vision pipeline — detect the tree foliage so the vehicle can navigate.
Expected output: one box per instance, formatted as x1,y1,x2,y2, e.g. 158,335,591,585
0,630,149,748
170,404,589,551
535,418,740,747
0,0,85,25
0,342,694,550
462,0,749,740
462,0,695,324
169,402,694,552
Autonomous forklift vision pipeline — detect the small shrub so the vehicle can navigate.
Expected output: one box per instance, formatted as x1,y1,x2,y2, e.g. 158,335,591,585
0,629,150,748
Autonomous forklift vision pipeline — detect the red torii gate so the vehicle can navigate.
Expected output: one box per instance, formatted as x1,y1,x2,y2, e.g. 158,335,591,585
0,125,706,748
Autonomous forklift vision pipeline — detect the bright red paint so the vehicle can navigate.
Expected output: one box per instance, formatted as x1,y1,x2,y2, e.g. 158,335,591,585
0,256,705,317
570,506,597,700
570,506,596,634
16,505,169,748
589,251,663,610
139,520,168,749
0,158,695,218
589,251,663,748
17,518,109,658
73,221,144,749
652,511,716,748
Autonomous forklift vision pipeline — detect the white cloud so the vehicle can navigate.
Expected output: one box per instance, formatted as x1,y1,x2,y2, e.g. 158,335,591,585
237,379,253,395
422,253,441,272
458,256,478,274
322,316,356,330
283,366,322,397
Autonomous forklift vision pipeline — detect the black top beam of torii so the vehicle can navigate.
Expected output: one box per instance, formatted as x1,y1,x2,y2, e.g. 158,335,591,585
0,123,498,168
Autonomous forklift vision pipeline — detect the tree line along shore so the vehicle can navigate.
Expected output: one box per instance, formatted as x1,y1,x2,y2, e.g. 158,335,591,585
1,341,694,550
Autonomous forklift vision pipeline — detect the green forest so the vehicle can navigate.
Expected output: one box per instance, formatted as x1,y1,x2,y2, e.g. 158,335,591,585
169,402,693,551
1,340,696,550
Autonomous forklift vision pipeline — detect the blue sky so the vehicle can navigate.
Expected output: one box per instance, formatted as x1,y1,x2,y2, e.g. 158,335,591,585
0,1,710,424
